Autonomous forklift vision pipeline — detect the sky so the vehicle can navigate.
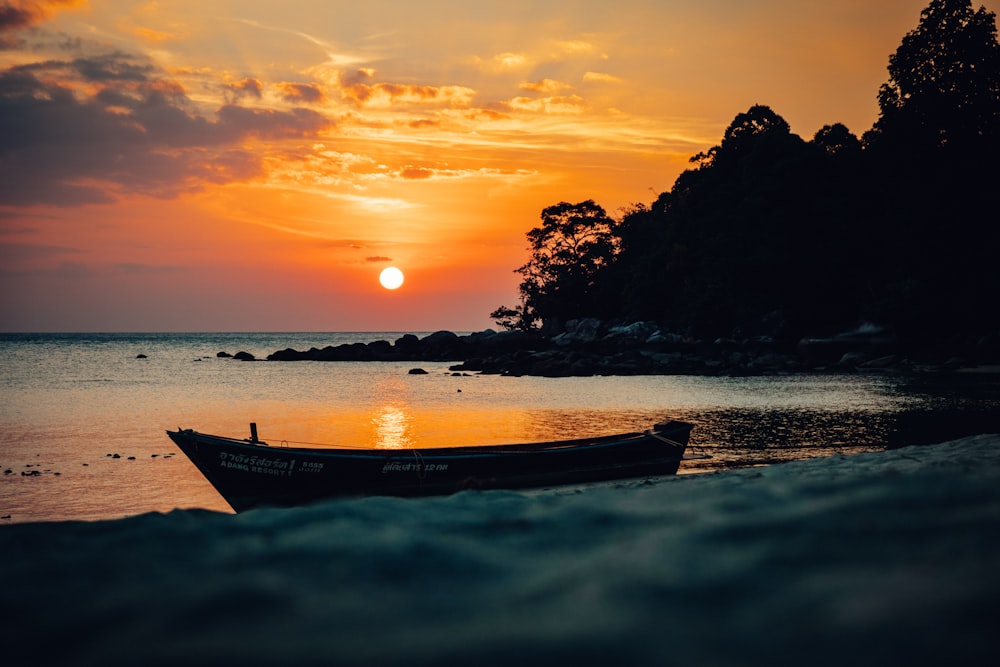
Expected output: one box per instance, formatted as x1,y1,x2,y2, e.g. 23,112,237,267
2,0,998,332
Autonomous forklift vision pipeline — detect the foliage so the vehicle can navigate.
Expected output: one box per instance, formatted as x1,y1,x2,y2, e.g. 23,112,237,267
866,0,1000,155
493,0,1000,353
489,304,532,332
495,200,619,331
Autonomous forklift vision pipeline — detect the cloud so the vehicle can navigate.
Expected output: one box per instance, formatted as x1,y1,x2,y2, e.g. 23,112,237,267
472,52,531,73
506,94,586,114
407,118,439,129
399,167,433,180
0,53,333,206
276,81,326,104
365,256,392,263
338,69,475,108
0,0,83,32
225,77,263,101
554,40,595,55
519,78,573,95
583,71,622,84
216,104,330,139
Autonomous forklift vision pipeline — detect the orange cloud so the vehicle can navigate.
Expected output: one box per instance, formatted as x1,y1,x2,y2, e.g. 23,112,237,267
506,95,586,114
125,24,188,43
0,0,84,31
407,118,439,129
554,39,595,55
339,69,475,108
519,78,573,95
399,167,433,180
225,77,263,101
583,71,622,84
277,81,326,104
472,52,532,73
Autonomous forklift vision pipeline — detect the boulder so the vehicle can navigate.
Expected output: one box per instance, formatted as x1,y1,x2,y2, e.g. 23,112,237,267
552,318,602,346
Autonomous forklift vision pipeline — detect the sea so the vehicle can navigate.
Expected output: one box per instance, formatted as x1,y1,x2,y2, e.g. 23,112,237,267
1,332,999,665
2,332,998,524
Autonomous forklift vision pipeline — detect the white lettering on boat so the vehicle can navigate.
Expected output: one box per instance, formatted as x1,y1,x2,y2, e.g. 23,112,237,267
381,461,449,474
216,452,322,476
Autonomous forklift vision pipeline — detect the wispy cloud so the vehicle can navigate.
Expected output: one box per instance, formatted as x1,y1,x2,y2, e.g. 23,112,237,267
519,78,573,94
338,68,475,108
470,52,532,73
583,71,622,84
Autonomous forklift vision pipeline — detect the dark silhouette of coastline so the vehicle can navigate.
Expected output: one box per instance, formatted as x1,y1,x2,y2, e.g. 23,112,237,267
490,1,1000,364
263,1,1000,377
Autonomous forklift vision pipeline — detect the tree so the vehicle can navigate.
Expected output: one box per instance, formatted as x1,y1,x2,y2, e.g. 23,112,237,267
690,104,796,169
862,0,1000,348
508,200,619,331
866,0,1000,155
489,304,531,332
811,123,862,157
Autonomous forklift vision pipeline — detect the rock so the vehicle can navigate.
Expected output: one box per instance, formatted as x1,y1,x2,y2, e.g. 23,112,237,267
603,321,658,344
408,368,429,375
859,354,900,370
217,351,233,358
837,351,870,369
233,351,255,361
393,334,421,353
136,354,147,359
421,330,459,345
552,318,602,346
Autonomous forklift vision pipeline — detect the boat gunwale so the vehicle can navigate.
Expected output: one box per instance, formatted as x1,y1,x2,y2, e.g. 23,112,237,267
167,424,690,460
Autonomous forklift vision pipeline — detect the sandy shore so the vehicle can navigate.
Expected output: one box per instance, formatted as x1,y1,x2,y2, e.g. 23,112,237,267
2,434,998,666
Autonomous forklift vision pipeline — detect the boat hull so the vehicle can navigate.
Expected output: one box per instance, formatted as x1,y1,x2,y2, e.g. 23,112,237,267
167,421,693,512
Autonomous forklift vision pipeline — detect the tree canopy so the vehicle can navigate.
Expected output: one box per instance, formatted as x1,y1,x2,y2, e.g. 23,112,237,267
866,0,1000,156
500,200,619,332
493,0,1000,357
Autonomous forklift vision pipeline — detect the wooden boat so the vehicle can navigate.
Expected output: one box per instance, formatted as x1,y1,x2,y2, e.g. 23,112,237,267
167,420,694,512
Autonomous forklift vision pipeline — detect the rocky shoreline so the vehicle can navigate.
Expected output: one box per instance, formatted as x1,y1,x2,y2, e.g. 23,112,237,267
217,319,999,377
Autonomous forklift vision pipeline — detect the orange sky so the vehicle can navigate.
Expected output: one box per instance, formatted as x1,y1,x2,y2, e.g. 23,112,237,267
2,0,998,332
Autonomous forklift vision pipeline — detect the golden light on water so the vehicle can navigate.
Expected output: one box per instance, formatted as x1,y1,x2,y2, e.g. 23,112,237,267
373,406,413,449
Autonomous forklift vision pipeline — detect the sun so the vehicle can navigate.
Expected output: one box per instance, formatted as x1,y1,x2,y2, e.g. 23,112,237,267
379,266,404,290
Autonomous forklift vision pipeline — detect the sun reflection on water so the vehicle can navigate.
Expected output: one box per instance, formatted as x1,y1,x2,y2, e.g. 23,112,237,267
373,405,413,449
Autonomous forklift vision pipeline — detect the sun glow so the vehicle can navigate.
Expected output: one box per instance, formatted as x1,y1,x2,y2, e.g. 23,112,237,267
379,266,405,290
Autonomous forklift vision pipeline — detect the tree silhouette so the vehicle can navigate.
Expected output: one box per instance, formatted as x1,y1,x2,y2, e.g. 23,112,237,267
864,0,1000,352
691,104,796,169
866,0,1000,155
505,200,619,331
494,1,1000,356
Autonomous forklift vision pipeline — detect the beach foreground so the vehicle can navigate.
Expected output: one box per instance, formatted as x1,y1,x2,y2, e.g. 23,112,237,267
2,435,998,666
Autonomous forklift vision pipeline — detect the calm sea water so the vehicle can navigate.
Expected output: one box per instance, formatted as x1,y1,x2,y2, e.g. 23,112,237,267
2,332,998,524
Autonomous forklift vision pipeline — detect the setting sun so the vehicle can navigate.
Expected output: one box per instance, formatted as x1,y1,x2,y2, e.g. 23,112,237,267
4,0,996,332
379,267,405,290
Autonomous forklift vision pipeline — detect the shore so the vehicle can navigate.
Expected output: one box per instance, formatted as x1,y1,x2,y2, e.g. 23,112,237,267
2,434,997,666
254,322,1000,377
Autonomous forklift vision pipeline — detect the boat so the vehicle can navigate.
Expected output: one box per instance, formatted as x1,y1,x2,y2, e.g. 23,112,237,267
167,420,695,512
